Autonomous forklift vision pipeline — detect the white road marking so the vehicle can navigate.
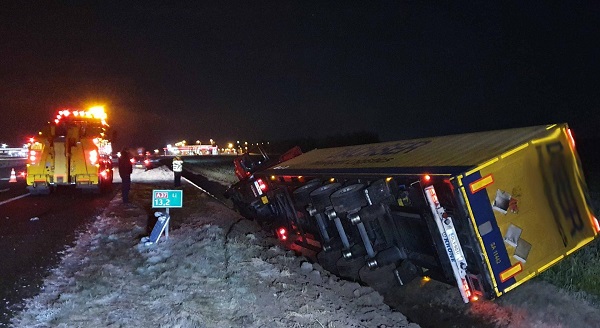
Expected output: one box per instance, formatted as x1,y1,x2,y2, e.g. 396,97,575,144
0,192,30,206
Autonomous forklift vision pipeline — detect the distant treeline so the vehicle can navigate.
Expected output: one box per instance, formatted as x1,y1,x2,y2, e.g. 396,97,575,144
264,131,380,154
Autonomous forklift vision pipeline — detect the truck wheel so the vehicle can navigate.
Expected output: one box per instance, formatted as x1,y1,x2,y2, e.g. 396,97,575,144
316,249,342,275
100,176,113,193
359,263,400,290
233,199,254,220
292,179,321,206
330,183,367,214
336,256,364,281
309,183,341,211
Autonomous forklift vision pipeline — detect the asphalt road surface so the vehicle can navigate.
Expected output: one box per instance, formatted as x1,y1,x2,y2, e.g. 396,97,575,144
0,181,116,325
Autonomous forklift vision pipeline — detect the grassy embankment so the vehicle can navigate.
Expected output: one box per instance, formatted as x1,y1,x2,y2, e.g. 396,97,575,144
539,165,600,302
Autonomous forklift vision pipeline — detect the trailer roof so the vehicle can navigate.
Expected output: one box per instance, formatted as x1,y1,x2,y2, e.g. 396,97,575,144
264,124,567,177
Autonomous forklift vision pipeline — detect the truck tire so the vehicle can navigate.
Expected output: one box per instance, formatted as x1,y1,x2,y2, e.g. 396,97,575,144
100,177,112,193
330,183,367,214
316,249,342,275
359,263,400,290
309,183,341,212
336,256,364,281
292,179,321,206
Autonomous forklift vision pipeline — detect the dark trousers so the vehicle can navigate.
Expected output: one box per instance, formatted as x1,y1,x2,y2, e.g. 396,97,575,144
121,175,131,203
174,172,182,187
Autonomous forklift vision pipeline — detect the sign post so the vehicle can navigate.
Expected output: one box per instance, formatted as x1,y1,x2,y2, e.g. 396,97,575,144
144,189,183,245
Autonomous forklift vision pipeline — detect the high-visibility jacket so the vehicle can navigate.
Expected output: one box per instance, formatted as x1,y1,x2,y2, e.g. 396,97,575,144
172,159,183,172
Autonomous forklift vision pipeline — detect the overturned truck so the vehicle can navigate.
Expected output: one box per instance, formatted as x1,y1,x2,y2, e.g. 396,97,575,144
226,124,598,303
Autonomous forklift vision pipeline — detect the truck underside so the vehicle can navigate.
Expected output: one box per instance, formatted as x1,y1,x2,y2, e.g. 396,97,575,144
230,173,491,301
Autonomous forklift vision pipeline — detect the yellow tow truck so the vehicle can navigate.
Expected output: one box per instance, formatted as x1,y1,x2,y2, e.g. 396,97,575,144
26,106,113,195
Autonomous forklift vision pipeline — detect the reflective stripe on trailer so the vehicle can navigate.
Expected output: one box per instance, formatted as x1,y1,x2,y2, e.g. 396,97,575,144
499,262,523,283
461,171,516,294
469,174,494,194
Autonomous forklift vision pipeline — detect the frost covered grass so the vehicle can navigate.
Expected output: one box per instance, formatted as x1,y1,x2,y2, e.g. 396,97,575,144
185,163,238,186
11,166,417,328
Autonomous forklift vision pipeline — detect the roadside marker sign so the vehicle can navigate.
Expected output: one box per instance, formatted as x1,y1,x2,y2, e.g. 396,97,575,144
147,212,171,244
143,189,184,245
152,189,183,208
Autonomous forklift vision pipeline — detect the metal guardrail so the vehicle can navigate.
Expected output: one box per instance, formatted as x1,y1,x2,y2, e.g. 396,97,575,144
0,148,27,156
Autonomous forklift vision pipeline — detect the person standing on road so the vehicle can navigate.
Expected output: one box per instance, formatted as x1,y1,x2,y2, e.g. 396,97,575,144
172,155,183,187
118,147,133,204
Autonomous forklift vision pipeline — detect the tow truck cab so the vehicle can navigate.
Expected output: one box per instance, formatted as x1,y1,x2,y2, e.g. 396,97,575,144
26,107,113,194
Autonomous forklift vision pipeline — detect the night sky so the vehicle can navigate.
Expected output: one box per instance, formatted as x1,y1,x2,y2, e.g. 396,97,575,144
1,1,599,150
